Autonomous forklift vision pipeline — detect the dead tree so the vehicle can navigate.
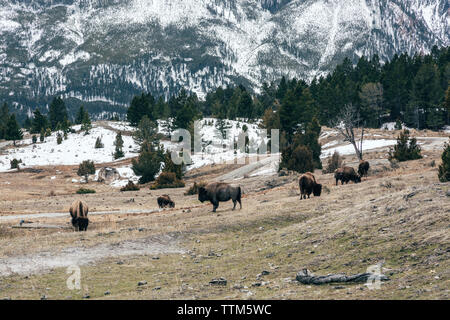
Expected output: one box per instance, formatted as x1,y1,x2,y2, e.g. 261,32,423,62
332,104,365,160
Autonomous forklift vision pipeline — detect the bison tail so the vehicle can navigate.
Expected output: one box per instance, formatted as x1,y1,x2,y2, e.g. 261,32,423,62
237,186,242,201
79,201,83,218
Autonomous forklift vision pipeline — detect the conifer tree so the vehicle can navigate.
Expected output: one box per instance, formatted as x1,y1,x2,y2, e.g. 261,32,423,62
48,96,68,130
113,132,125,159
5,114,23,145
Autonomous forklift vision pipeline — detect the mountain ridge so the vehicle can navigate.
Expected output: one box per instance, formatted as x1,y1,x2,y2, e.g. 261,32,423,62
0,0,448,119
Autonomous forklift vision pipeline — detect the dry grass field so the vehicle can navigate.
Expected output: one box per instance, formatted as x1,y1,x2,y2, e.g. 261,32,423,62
0,127,448,300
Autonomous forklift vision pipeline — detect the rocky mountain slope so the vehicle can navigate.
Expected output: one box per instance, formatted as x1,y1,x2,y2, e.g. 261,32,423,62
0,0,448,118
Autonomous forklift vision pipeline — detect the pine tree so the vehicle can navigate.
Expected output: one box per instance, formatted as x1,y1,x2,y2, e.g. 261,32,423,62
131,141,163,184
133,116,159,147
113,132,125,159
81,110,92,134
162,150,183,180
4,114,23,145
31,109,48,134
0,102,9,139
48,96,68,130
75,106,86,125
23,116,32,131
95,136,104,148
438,140,450,182
389,130,422,162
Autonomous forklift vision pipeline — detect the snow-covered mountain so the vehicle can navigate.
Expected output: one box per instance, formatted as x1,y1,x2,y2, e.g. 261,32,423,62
0,0,448,117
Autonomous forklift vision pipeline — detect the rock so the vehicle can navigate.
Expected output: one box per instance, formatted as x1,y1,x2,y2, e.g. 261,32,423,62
152,256,160,260
82,294,90,299
261,270,270,276
152,286,161,291
138,281,147,286
40,295,47,300
2,297,11,300
117,261,124,265
446,190,450,197
251,282,262,287
97,167,121,183
104,291,111,295
209,278,227,286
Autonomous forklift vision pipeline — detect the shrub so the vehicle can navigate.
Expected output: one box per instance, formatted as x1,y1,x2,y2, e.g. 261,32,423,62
40,129,45,142
56,132,62,144
184,181,207,195
77,160,96,183
10,158,22,169
323,151,343,173
280,144,314,173
95,136,104,149
438,141,450,182
120,180,140,192
131,142,163,184
32,135,37,144
150,172,185,190
45,128,51,137
388,130,422,162
76,188,96,194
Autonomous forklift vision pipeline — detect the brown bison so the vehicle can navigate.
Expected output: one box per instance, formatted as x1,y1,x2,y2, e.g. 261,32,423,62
358,160,370,177
198,182,242,212
299,172,322,199
157,194,175,208
69,200,89,231
334,167,361,185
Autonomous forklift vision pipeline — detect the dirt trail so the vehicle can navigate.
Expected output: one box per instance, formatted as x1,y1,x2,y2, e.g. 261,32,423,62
0,234,184,277
0,209,160,222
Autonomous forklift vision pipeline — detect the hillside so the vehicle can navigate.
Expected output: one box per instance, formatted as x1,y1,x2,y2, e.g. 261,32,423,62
0,0,448,117
0,124,448,299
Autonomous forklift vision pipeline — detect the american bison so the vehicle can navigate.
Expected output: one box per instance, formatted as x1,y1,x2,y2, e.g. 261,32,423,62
157,194,175,208
334,167,361,185
299,172,322,199
69,200,89,231
198,182,242,212
358,160,370,177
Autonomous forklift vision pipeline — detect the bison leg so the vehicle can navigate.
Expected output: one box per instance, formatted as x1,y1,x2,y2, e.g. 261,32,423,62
211,201,219,212
335,179,339,186
232,200,237,210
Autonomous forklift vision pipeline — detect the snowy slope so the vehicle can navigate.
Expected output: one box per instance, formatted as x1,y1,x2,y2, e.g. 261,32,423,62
0,0,448,116
0,123,139,172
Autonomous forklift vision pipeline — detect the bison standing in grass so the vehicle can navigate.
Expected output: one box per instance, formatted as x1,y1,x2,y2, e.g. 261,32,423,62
157,194,175,208
299,172,322,200
198,182,242,212
69,200,89,231
358,160,370,177
334,167,361,185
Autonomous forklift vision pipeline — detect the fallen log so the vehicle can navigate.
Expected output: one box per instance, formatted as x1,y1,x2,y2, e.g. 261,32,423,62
296,268,389,285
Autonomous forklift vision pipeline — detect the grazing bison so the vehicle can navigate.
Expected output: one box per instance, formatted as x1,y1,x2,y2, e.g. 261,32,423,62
299,172,322,199
69,200,89,231
157,194,175,208
334,167,361,185
358,160,370,177
198,182,242,212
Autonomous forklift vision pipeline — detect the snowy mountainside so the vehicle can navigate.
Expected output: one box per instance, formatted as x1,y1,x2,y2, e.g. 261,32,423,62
0,0,448,117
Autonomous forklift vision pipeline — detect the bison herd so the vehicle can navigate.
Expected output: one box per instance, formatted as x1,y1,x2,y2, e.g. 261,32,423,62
69,161,370,231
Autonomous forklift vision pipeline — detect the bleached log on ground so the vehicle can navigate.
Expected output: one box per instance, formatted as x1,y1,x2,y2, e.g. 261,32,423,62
296,269,389,285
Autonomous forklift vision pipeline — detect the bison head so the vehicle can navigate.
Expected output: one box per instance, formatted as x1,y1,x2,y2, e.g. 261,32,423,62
169,200,175,208
198,187,208,202
313,183,322,197
354,175,362,183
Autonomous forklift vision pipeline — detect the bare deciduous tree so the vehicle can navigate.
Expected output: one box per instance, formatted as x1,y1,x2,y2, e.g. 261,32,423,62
332,104,365,160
